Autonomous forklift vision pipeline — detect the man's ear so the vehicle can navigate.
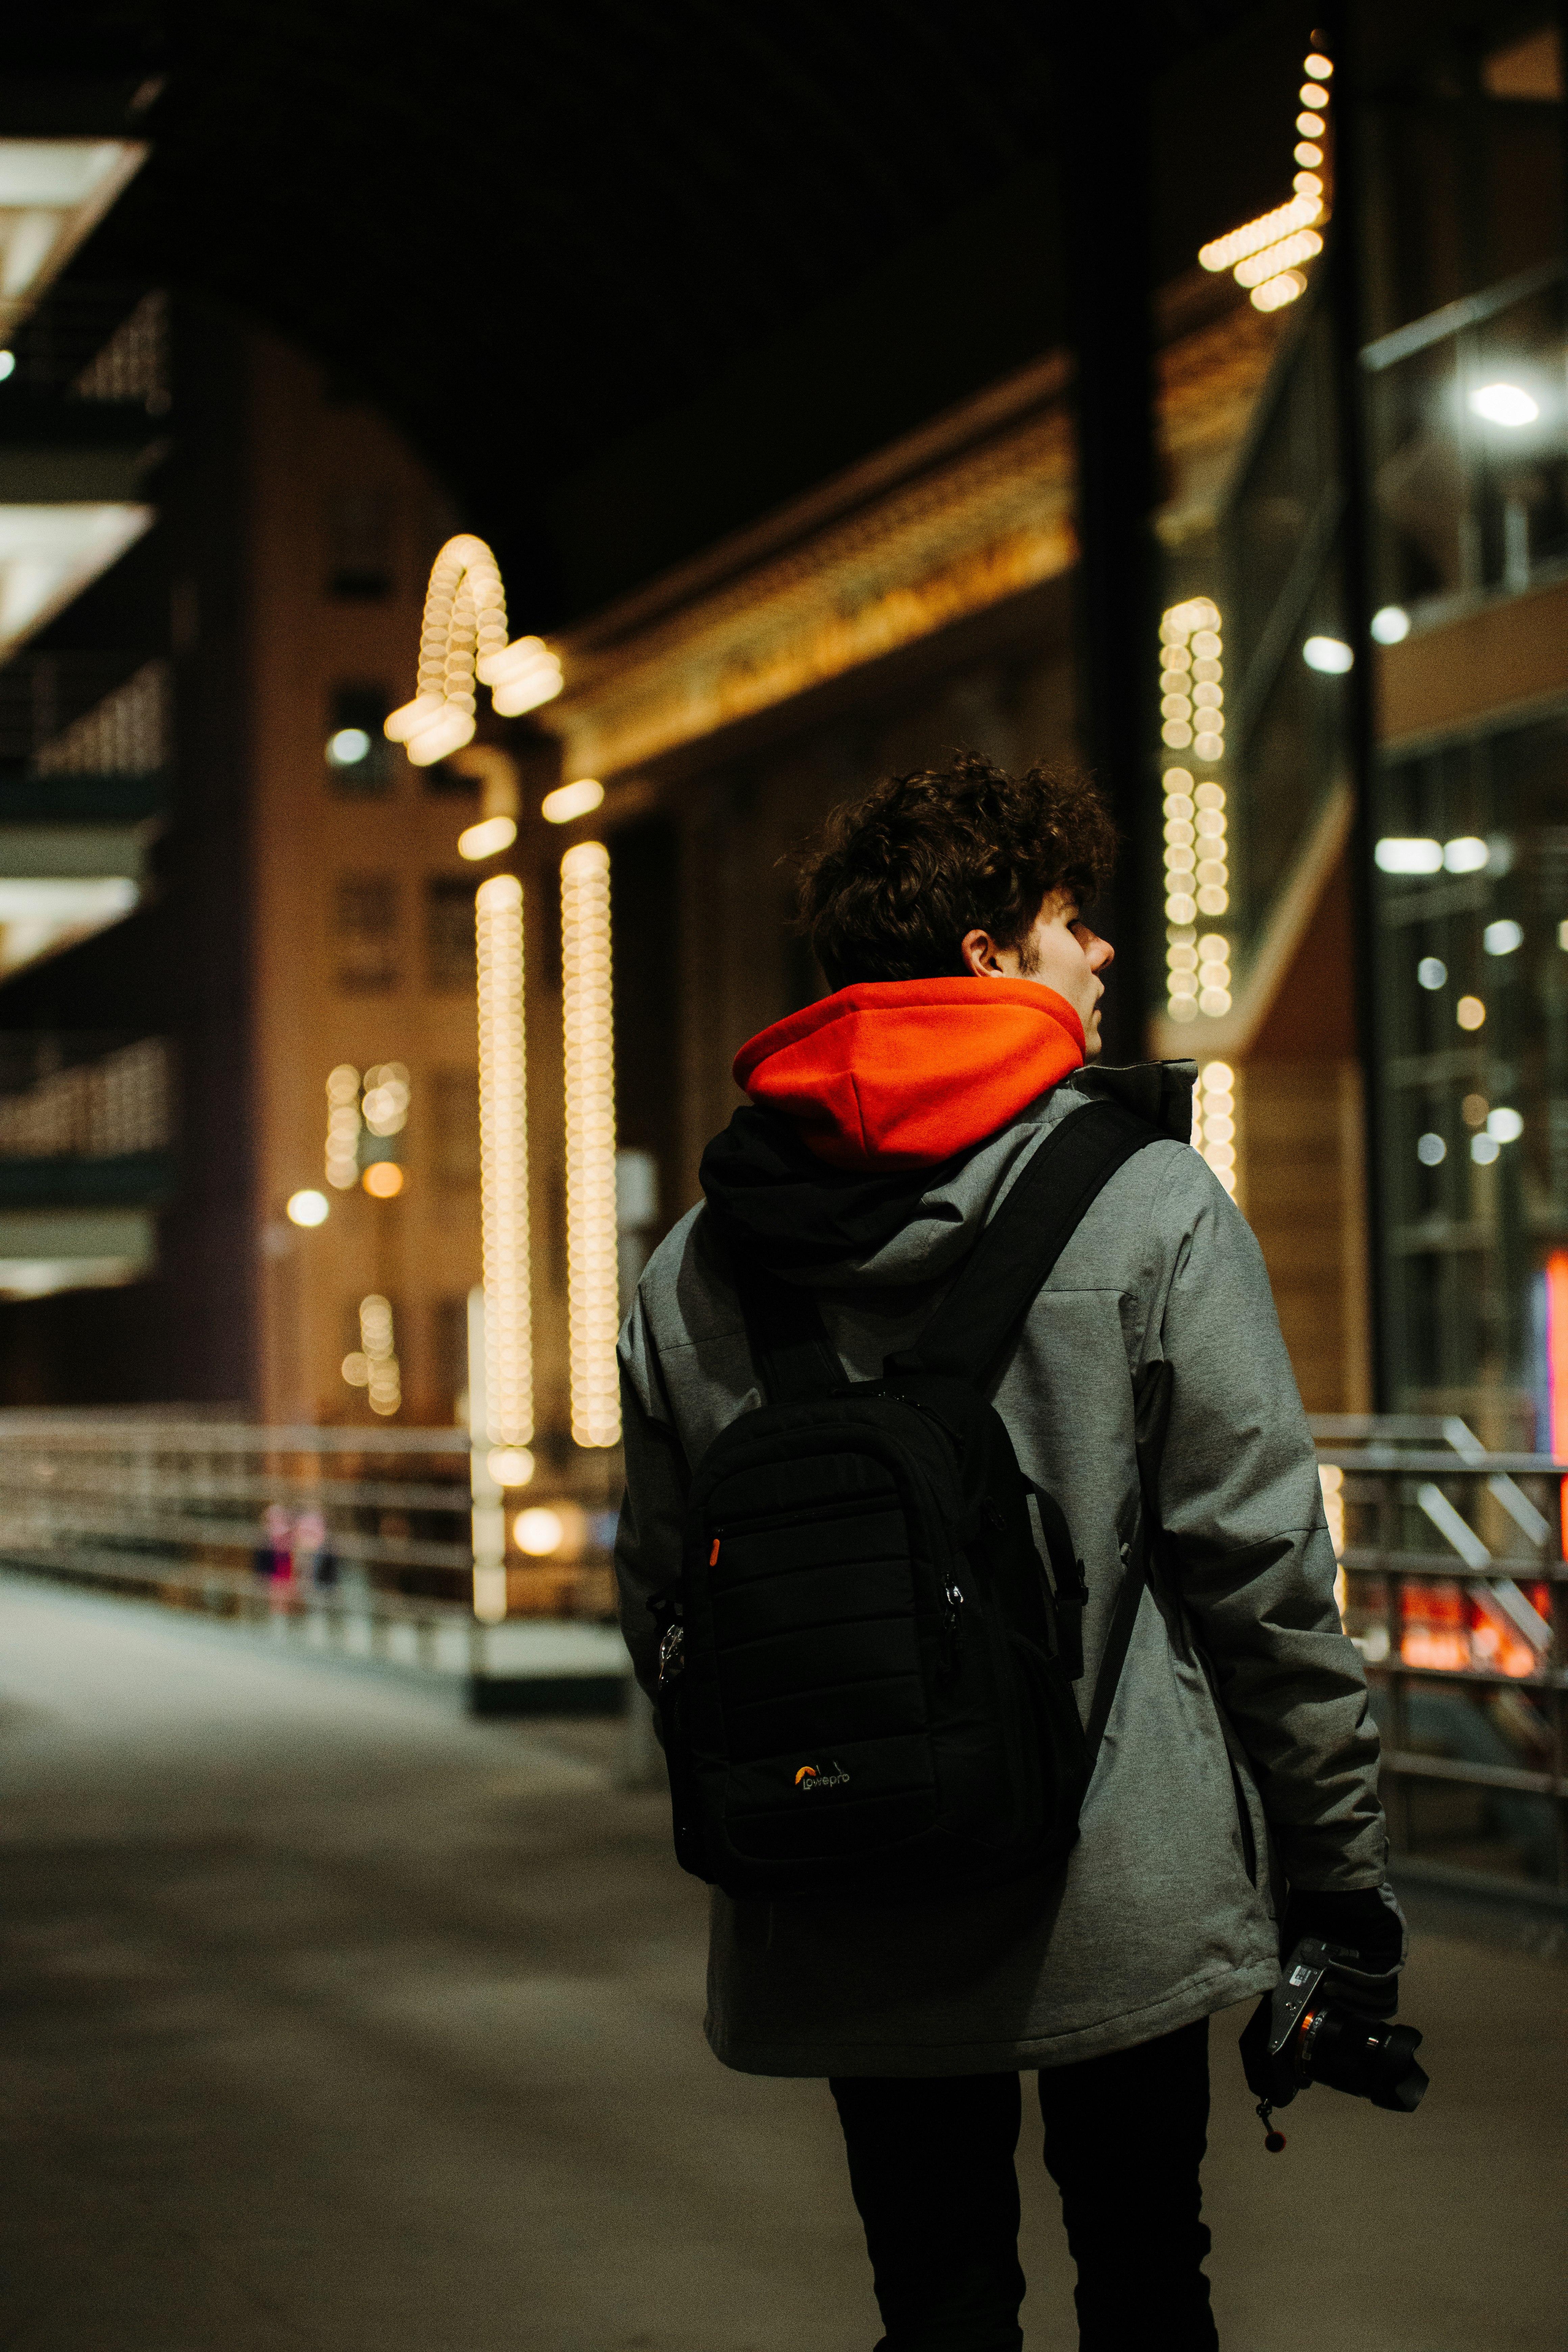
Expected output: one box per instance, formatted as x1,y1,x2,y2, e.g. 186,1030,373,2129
960,927,1005,978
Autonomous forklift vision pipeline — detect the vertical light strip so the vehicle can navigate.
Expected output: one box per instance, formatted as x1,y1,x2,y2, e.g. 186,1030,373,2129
1196,1061,1239,1199
1320,1460,1348,1626
1161,597,1232,1026
475,874,533,1447
561,840,621,1447
1544,1250,1568,1559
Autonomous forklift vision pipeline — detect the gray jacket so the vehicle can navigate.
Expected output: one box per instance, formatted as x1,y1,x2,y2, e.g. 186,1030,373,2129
614,1062,1386,2077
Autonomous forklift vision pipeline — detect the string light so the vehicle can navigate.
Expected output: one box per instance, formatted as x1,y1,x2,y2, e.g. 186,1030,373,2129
1233,229,1322,290
360,1063,408,1136
1197,43,1332,312
475,874,534,1449
542,778,605,825
1251,271,1309,313
1197,1061,1239,1197
344,1293,401,1416
384,535,562,768
458,814,517,861
561,840,621,1448
1161,598,1231,1025
1198,192,1322,275
325,1064,361,1189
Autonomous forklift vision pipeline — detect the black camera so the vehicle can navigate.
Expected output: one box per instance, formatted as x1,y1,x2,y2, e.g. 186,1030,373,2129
1241,1937,1428,2149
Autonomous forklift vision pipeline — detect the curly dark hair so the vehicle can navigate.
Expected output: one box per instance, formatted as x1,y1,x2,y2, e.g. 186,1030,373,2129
796,752,1117,989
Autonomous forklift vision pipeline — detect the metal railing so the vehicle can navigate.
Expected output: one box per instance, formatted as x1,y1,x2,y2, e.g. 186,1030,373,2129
0,1415,629,1702
1310,1414,1566,1896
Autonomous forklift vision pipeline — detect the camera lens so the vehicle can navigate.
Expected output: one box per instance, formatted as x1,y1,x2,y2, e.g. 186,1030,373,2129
1302,2006,1429,2112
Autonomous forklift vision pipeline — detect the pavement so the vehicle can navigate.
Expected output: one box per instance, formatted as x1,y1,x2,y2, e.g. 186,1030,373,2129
0,1573,1563,2352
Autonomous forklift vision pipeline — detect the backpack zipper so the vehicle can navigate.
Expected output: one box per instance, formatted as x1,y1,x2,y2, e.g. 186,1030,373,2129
939,1575,965,1682
710,1492,896,1541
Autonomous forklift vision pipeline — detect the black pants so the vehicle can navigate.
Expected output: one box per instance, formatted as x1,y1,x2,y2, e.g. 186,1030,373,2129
830,2018,1217,2352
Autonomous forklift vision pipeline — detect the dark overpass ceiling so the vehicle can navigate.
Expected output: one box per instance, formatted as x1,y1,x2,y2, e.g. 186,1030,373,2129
24,1,1547,620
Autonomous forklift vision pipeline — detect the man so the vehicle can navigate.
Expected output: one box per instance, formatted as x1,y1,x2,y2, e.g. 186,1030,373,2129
615,753,1400,2351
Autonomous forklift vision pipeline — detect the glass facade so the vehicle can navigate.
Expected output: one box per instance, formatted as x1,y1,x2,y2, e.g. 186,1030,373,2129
1366,261,1568,614
1376,710,1568,1439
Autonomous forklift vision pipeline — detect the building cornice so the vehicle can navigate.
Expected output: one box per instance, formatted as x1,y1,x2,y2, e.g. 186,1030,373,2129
547,282,1280,785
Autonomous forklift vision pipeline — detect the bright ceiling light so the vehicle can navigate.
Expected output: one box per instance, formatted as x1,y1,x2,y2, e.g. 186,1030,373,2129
458,814,518,861
1469,382,1539,427
326,726,370,767
0,141,148,334
542,777,604,825
0,875,138,975
1375,838,1443,874
1303,635,1354,673
286,1189,329,1228
1444,836,1489,873
1371,605,1411,643
0,503,153,662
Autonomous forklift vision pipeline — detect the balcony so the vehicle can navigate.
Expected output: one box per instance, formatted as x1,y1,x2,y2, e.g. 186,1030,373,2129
0,1033,171,1292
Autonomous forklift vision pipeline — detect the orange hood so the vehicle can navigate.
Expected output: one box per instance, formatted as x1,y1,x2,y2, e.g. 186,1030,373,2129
732,978,1085,1171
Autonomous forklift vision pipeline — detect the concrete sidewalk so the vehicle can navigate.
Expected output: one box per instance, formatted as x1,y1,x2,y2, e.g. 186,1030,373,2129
0,1574,1562,2352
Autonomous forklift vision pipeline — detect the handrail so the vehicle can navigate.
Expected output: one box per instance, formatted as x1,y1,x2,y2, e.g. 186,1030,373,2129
1310,1415,1564,1898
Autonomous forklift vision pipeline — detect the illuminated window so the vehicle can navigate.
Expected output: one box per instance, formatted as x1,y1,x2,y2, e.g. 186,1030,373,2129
561,840,621,1448
325,683,393,792
332,874,400,994
476,875,533,1449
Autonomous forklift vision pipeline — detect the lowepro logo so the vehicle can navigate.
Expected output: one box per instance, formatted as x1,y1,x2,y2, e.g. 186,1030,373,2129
793,1761,851,1791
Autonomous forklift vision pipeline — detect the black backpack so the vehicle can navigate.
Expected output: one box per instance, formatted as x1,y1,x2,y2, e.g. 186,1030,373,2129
650,1099,1163,1903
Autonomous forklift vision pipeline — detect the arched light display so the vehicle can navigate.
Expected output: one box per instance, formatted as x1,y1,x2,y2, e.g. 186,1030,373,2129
561,840,620,1447
384,534,562,768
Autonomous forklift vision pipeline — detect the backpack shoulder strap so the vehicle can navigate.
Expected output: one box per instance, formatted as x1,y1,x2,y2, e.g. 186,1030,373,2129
888,1098,1163,1387
728,1251,842,1405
